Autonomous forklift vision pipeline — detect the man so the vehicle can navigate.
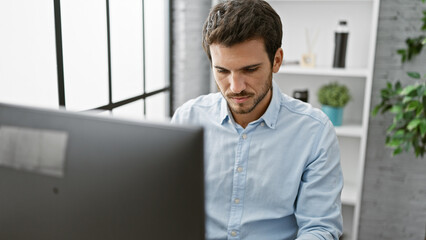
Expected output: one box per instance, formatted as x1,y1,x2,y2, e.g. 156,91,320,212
172,0,343,239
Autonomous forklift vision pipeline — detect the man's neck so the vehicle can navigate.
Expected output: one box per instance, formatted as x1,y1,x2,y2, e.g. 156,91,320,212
232,89,272,129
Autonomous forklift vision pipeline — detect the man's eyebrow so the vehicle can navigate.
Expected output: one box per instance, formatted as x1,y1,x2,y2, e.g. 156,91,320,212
213,63,262,70
240,63,262,70
214,65,228,70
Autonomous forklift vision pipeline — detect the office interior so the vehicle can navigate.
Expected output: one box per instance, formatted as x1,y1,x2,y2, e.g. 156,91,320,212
0,0,425,240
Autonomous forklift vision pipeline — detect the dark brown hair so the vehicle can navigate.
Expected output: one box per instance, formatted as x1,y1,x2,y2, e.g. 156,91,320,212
202,0,283,66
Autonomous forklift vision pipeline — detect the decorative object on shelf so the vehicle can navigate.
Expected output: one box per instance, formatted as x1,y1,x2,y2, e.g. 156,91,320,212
301,53,316,68
301,28,319,68
373,0,426,158
333,20,349,68
318,82,351,126
292,89,309,103
282,60,300,66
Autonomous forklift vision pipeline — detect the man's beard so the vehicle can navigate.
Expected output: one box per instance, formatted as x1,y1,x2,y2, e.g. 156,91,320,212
219,72,272,114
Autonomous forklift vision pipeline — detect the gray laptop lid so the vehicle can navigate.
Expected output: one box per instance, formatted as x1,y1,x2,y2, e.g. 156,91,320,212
0,103,205,240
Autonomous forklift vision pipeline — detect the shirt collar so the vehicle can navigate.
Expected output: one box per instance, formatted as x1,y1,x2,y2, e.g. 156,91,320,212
259,79,281,129
218,79,282,128
219,95,230,125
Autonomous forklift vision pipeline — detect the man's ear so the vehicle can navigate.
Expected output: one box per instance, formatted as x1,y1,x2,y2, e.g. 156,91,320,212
272,48,284,73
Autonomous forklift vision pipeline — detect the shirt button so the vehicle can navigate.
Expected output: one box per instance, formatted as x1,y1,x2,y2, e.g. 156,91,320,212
261,122,265,127
242,134,247,139
231,231,237,237
237,167,243,173
234,198,240,204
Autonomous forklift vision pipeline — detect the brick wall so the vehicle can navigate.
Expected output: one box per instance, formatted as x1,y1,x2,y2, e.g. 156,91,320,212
359,0,426,239
171,0,212,112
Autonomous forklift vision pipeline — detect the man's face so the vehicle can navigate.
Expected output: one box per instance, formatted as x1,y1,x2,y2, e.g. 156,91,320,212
210,38,281,116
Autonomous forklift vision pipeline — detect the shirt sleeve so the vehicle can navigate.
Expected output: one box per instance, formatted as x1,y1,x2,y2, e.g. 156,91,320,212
171,99,197,125
294,119,343,240
170,109,179,124
170,106,186,124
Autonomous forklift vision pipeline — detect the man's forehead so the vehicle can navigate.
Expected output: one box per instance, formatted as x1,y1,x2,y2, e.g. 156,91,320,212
210,39,268,67
210,38,266,51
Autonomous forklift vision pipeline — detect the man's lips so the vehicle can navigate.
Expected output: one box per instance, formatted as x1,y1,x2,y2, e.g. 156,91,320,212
229,95,251,104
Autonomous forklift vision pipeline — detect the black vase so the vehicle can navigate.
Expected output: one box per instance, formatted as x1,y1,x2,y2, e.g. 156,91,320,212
293,90,309,103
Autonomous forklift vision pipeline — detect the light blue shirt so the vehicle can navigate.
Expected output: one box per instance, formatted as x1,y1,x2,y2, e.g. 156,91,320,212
172,80,343,240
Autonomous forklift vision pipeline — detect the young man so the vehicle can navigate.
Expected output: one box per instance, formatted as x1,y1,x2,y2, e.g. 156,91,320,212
172,0,343,239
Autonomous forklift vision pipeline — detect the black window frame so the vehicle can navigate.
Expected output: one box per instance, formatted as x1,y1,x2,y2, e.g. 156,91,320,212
53,0,173,117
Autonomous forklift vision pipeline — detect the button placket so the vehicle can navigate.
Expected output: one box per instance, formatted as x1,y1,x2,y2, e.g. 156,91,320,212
227,131,250,239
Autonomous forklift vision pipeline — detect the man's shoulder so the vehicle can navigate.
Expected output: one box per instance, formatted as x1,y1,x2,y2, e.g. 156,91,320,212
179,92,222,110
172,92,223,124
278,92,330,126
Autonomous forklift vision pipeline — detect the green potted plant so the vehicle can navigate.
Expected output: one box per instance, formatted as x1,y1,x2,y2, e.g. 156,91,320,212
373,74,425,157
372,0,426,158
318,82,351,126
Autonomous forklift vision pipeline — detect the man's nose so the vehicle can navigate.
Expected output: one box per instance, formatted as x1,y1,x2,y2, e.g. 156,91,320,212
229,72,246,93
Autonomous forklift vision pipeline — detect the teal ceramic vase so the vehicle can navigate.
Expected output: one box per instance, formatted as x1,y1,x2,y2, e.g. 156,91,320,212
321,105,343,126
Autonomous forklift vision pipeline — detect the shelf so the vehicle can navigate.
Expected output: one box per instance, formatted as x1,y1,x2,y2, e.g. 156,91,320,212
341,181,357,205
278,66,368,78
268,0,372,2
334,125,363,138
270,0,380,238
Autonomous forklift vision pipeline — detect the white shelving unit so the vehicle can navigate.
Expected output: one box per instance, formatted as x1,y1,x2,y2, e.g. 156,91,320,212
279,66,369,78
268,0,380,239
335,125,363,138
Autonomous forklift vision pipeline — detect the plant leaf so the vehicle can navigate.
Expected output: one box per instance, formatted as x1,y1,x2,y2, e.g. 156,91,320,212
390,105,403,114
397,49,407,63
397,49,406,55
381,88,390,98
387,123,396,133
393,147,403,156
420,120,426,137
381,104,392,114
406,101,420,111
394,129,405,138
400,84,419,96
395,81,403,92
403,96,413,103
372,104,382,116
416,105,423,116
387,138,402,147
415,146,423,157
407,118,422,131
395,112,404,122
407,72,421,79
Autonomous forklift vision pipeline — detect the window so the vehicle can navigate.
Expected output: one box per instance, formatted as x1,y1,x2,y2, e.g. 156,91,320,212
0,0,58,109
0,0,171,121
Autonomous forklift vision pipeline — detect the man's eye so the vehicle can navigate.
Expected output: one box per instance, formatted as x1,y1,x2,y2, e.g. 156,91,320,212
245,68,258,72
217,69,228,73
